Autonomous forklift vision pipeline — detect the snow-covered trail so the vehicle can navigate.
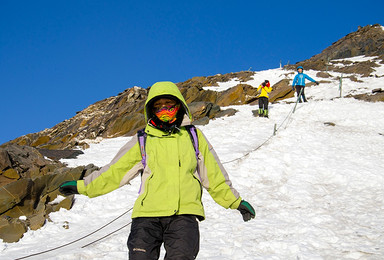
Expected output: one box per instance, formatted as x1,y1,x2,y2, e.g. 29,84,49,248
198,100,384,259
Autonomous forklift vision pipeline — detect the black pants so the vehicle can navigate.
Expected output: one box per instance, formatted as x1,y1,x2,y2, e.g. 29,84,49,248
258,97,269,110
128,215,200,260
295,85,307,102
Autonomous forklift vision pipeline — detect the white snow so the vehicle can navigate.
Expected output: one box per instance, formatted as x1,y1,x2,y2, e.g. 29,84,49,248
331,55,376,63
1,58,384,259
48,195,67,205
203,68,292,92
203,78,241,92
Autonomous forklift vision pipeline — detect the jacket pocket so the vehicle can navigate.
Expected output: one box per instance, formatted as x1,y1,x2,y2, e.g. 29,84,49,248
191,172,203,201
140,173,154,206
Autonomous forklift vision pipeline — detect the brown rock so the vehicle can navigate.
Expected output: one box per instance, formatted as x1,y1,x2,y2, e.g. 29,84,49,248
192,117,210,126
0,175,15,187
316,72,332,78
189,102,216,119
106,112,145,137
215,108,237,118
3,168,20,179
31,136,51,147
0,148,12,171
0,217,27,243
269,79,294,103
349,92,384,102
51,196,74,212
28,213,46,231
217,84,258,106
38,149,84,161
0,179,31,214
372,88,383,93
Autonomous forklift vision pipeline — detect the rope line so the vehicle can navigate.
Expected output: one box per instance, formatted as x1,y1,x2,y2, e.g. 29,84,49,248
81,221,132,248
222,88,303,165
15,207,133,260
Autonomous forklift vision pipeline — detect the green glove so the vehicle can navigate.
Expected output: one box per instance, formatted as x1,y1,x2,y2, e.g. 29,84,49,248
237,200,255,222
59,180,78,196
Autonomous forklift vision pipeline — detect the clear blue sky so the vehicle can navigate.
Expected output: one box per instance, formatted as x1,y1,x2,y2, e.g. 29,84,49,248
1,0,383,145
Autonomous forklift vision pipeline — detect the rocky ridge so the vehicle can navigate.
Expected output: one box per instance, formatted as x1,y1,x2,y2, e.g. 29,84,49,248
286,24,384,76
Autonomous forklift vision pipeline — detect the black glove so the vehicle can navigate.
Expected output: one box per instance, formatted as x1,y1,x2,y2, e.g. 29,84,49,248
59,181,79,196
237,200,255,222
292,86,295,91
315,81,319,85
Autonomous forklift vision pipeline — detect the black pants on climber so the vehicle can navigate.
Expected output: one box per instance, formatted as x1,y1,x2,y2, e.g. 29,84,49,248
258,97,269,117
128,215,200,260
295,85,307,103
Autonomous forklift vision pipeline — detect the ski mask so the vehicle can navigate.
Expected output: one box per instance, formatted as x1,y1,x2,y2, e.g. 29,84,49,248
154,104,180,123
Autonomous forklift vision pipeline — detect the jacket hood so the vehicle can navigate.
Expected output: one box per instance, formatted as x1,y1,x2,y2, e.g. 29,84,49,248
144,81,192,122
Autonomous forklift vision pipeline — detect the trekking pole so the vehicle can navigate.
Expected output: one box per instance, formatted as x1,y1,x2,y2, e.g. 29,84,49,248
293,87,303,113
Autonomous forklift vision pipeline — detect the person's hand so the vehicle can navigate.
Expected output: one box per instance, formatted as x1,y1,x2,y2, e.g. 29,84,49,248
237,200,255,221
59,181,78,196
292,86,295,91
315,81,320,85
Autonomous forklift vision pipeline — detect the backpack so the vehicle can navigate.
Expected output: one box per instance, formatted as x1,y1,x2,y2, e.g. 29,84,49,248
137,125,200,176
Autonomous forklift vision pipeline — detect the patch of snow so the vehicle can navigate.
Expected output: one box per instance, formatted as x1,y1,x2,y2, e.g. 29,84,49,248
48,195,67,205
331,55,377,63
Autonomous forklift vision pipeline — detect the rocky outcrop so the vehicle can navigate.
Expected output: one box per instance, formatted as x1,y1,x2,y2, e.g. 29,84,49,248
311,24,384,61
286,24,384,75
188,101,237,125
6,87,148,150
0,144,99,242
348,88,384,102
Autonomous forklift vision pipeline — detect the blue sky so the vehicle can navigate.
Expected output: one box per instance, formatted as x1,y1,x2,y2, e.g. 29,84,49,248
1,0,383,145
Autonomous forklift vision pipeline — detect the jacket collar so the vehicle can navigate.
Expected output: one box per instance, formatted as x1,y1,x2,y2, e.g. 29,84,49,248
145,114,192,137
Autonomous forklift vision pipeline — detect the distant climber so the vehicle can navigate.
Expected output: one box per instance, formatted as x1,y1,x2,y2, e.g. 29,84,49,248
257,80,272,118
292,66,319,102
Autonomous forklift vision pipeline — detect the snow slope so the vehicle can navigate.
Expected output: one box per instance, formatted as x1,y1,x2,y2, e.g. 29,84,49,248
1,57,384,259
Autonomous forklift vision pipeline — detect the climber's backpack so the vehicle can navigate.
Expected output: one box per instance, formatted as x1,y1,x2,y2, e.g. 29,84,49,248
137,125,200,176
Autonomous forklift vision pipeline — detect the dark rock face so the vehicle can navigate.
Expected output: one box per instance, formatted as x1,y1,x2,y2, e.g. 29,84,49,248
38,149,84,160
0,144,99,242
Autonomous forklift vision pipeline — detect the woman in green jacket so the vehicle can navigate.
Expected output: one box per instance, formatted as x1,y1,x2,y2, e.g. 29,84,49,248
60,81,255,259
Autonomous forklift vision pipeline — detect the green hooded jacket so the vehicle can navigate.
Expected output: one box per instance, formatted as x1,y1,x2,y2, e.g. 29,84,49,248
77,81,242,219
